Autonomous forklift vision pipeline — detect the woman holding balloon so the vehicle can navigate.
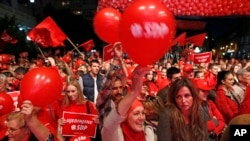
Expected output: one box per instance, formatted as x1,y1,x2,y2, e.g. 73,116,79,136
101,66,152,141
0,91,15,140
1,100,58,141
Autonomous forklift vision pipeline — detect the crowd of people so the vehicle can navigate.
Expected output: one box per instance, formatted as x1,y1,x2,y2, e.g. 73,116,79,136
0,42,250,141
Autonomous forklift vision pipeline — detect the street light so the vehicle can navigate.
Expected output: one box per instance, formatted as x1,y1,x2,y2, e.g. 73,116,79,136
29,0,35,16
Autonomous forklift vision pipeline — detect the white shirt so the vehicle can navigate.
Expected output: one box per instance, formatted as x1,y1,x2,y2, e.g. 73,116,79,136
93,77,98,104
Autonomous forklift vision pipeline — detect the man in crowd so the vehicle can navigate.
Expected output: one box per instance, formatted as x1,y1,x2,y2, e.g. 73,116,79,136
82,59,103,104
157,67,182,103
205,63,219,89
233,69,250,104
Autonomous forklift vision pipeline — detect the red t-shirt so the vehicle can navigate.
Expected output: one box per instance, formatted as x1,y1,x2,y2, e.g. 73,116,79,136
59,101,98,118
37,112,59,141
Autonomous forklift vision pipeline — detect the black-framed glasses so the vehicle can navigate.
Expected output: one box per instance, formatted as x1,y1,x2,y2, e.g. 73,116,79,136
7,125,26,133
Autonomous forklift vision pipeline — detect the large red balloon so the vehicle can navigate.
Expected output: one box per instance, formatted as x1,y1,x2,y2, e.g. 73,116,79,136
0,113,8,129
0,92,14,116
20,67,63,107
93,8,121,43
120,0,176,66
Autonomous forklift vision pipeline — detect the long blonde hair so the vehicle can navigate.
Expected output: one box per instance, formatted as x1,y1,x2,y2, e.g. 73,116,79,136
62,77,86,107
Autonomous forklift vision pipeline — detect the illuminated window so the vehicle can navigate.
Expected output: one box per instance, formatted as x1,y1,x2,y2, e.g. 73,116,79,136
61,1,70,6
72,10,82,15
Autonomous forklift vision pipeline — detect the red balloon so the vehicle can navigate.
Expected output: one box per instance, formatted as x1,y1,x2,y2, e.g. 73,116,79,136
0,92,14,116
93,8,121,43
75,59,85,68
0,113,8,129
17,94,23,108
0,54,10,63
0,64,8,70
20,67,63,107
69,135,91,141
120,0,176,66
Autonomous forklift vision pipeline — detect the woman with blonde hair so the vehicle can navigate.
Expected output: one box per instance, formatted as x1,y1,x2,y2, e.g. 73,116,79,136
57,78,99,141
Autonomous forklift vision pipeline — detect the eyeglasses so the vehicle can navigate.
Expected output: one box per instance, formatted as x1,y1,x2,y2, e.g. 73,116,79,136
7,125,26,134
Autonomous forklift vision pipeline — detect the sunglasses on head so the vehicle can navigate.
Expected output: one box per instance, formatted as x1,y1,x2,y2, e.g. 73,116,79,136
145,95,161,106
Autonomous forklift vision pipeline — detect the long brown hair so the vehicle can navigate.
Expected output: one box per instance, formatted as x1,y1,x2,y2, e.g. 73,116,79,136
62,78,86,107
166,78,206,141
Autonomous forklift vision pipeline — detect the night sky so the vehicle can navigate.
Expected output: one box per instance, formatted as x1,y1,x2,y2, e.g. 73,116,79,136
39,3,250,53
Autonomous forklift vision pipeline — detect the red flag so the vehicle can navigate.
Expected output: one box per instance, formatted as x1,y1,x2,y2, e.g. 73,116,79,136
171,32,186,46
185,33,207,47
28,16,67,47
103,44,114,61
79,39,95,52
1,30,18,44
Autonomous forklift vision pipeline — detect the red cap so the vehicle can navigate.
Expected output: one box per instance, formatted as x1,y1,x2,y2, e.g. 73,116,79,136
75,59,85,68
194,79,213,91
69,135,91,141
183,64,193,72
178,60,185,66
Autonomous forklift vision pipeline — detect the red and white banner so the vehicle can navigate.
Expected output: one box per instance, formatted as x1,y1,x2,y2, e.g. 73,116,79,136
7,91,20,108
193,51,212,64
102,44,114,62
61,111,97,138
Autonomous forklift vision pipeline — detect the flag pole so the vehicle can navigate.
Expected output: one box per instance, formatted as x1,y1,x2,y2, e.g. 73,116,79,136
67,38,82,55
70,48,76,52
35,43,46,59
